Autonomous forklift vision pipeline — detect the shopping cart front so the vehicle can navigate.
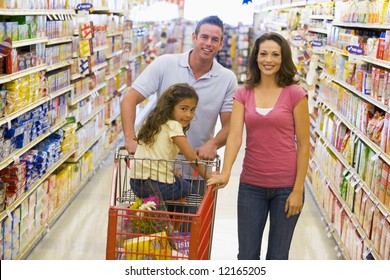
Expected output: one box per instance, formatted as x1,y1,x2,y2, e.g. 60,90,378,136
106,146,220,260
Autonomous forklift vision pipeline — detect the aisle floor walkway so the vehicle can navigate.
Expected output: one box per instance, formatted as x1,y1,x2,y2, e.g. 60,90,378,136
27,142,340,260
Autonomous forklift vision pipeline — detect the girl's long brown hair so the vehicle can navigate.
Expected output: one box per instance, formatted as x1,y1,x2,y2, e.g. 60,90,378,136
136,83,199,146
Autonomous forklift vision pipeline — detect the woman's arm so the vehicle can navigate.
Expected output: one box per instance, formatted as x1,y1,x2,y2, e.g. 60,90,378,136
207,100,245,190
285,96,310,218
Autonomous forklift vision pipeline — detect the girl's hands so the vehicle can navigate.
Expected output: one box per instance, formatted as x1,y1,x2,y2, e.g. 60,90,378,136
285,190,303,218
207,172,230,191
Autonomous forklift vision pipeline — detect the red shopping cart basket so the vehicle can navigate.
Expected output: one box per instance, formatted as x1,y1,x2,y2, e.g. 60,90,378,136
106,147,220,260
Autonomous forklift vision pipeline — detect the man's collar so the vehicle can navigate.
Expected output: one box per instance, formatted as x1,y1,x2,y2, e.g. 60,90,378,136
179,50,220,77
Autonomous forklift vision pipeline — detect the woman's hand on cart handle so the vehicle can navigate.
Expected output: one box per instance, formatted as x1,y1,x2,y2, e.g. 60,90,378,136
207,172,230,191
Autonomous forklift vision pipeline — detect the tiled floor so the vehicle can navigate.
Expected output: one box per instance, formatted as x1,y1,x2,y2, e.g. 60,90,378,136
27,142,340,260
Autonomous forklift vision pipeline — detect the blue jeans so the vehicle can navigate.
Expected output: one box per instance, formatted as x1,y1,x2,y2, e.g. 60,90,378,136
130,177,200,215
237,183,304,260
130,176,196,200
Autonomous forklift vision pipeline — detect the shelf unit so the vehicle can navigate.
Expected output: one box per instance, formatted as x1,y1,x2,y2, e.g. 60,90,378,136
0,1,137,260
253,0,390,260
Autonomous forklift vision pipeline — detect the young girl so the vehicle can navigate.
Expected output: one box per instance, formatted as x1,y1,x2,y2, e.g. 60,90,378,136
130,83,208,202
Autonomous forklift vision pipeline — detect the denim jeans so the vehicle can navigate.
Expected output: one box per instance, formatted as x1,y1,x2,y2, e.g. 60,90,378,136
237,182,304,260
130,177,200,214
130,176,196,200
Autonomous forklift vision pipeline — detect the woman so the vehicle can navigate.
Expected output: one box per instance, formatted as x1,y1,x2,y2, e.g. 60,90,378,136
207,32,310,260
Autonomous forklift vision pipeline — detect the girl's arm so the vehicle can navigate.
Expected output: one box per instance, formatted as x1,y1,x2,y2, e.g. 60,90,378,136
285,96,310,218
207,100,245,190
172,136,209,179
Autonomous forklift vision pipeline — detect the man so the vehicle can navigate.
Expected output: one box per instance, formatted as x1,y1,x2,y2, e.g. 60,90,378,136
120,15,238,162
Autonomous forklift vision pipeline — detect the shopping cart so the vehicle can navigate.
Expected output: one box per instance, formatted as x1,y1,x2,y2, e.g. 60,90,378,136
106,146,220,260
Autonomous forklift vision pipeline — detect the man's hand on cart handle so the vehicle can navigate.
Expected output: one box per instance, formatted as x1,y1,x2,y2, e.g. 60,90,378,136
125,138,138,154
195,142,218,161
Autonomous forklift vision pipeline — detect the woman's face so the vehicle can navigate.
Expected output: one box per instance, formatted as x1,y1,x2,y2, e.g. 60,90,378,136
257,40,282,77
172,98,197,128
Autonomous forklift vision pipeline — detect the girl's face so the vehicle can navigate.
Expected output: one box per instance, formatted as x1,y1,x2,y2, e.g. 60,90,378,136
257,40,282,77
172,98,197,128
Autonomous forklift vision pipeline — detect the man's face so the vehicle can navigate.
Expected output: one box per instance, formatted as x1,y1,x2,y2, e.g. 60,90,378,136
192,23,224,61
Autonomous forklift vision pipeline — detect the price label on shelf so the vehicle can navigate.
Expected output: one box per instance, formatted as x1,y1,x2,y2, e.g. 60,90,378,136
370,152,381,161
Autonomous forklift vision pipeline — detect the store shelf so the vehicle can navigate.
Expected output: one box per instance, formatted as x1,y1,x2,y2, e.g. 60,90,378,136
304,176,346,259
0,1,133,261
106,50,123,59
0,148,75,222
312,155,382,260
15,148,108,260
0,97,48,127
308,27,328,34
326,45,390,71
361,56,390,70
118,84,128,93
105,69,122,81
16,130,123,260
105,111,121,125
79,105,106,126
66,126,109,163
68,82,107,106
0,119,67,171
332,22,390,30
323,72,389,113
319,99,390,167
0,64,47,84
71,73,81,81
107,31,123,37
46,37,72,46
94,45,109,52
11,37,48,48
0,9,75,16
46,60,73,72
91,62,108,72
91,8,110,13
253,0,390,261
309,15,334,20
315,128,389,228
49,84,75,99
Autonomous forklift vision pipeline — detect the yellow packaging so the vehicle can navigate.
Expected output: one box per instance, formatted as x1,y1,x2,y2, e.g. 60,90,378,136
123,231,172,260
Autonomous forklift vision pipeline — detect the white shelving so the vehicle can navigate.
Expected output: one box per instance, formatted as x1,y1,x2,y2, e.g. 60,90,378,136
254,0,390,260
0,2,134,260
0,64,47,84
11,37,49,48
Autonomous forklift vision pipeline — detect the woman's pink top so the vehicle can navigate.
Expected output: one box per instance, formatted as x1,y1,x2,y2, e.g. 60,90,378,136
234,84,307,188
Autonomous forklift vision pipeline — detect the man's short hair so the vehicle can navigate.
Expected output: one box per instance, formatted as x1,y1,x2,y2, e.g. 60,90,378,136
194,15,224,36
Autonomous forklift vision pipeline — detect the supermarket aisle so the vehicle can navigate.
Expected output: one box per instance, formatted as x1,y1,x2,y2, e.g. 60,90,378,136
27,142,340,260
26,154,114,260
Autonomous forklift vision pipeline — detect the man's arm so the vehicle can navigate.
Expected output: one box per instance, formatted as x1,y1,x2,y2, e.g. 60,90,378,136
120,87,146,153
195,111,231,160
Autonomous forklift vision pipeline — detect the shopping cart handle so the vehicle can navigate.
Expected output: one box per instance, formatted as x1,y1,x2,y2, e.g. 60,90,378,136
117,146,128,151
115,146,134,160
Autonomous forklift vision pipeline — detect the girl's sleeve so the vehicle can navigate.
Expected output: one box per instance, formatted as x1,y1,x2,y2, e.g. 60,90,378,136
167,120,185,141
